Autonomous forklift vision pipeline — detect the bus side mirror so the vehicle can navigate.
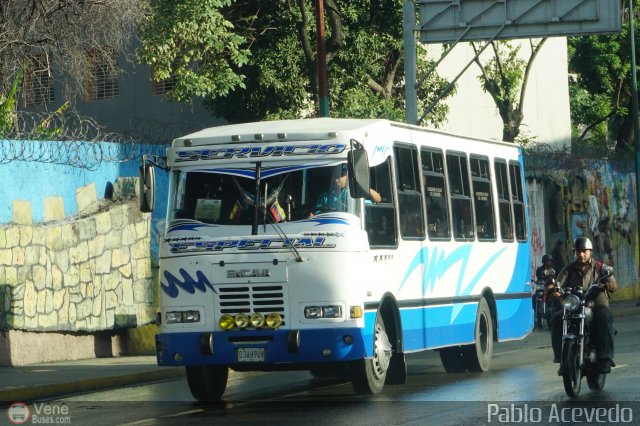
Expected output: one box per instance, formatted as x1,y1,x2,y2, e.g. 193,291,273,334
347,139,370,199
139,164,155,213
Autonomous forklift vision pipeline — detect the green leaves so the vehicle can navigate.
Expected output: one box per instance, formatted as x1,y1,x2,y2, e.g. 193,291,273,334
0,71,23,138
137,0,250,102
138,0,452,126
567,3,639,149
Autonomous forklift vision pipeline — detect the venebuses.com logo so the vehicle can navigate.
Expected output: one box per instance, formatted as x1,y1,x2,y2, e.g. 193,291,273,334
6,402,71,424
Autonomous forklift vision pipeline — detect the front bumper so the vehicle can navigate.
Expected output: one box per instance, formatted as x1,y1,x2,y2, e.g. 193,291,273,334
156,327,367,366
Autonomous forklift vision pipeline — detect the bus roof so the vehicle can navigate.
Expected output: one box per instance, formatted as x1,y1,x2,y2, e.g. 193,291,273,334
174,118,388,147
173,118,518,151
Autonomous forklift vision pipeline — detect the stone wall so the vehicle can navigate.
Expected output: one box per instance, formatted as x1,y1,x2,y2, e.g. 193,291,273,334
0,181,156,333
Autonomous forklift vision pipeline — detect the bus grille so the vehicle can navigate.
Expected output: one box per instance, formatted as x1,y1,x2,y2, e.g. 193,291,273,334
217,284,287,324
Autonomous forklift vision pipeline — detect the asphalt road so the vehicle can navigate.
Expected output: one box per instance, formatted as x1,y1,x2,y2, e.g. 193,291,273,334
50,313,640,425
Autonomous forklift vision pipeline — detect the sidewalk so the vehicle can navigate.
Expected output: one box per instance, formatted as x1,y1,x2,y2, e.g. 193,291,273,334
0,300,637,404
0,356,184,404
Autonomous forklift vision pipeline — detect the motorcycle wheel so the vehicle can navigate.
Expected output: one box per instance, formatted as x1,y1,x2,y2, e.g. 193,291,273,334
586,372,606,391
561,340,582,398
536,310,543,329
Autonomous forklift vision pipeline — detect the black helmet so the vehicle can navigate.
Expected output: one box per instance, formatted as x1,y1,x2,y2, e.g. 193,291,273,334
574,237,593,251
542,254,554,263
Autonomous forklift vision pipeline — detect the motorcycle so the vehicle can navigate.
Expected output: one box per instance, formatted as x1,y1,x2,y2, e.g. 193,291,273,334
557,265,613,398
533,268,556,329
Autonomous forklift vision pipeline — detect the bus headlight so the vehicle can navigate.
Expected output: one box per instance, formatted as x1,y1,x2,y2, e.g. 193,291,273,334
266,313,283,329
304,305,342,319
166,310,200,324
563,294,580,312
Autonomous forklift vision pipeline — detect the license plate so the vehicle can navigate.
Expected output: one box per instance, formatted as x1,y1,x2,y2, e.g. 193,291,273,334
237,347,265,363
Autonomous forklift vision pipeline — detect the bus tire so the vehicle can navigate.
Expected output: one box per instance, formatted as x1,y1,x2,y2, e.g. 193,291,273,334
186,365,229,402
439,347,466,373
462,297,494,372
350,313,392,394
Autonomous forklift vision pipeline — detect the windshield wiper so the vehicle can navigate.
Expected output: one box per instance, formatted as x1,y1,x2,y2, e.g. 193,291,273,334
266,207,303,263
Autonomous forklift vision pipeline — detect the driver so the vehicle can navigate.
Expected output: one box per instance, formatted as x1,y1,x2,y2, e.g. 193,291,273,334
549,237,617,374
312,165,381,215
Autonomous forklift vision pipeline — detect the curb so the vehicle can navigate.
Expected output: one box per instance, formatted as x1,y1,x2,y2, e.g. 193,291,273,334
0,367,184,404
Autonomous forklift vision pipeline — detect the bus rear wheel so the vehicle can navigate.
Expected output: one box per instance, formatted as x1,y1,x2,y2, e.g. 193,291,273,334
439,347,466,373
350,313,392,394
461,297,494,372
186,365,229,402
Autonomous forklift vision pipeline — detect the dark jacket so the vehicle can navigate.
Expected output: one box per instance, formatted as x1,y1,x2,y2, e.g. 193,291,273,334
556,259,616,307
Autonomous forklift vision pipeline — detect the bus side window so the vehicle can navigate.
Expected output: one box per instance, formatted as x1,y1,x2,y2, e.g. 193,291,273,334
365,158,397,247
394,145,425,240
509,162,527,241
421,148,450,239
494,159,514,241
447,152,474,240
470,156,496,241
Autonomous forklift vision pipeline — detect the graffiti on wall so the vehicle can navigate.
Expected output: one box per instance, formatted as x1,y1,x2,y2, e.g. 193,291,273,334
545,161,638,287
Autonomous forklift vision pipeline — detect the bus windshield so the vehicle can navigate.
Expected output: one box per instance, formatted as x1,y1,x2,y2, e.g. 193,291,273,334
168,163,359,225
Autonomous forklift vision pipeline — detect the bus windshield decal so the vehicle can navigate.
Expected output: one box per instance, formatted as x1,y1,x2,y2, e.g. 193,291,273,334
175,143,347,162
168,237,336,253
190,164,331,179
161,268,216,298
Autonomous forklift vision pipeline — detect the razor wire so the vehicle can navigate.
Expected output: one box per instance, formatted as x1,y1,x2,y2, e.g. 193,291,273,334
0,110,168,170
523,142,634,174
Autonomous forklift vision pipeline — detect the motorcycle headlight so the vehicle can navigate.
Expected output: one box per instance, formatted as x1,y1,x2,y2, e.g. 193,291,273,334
563,294,580,312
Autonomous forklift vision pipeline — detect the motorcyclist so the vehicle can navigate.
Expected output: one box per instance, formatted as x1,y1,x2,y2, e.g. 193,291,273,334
535,254,555,282
550,237,617,373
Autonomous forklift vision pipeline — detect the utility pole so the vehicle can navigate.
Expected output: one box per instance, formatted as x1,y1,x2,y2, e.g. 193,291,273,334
315,0,329,117
630,0,640,278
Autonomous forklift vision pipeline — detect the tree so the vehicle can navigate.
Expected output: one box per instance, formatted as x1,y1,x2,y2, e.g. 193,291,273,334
137,0,452,126
470,38,547,143
0,0,148,125
568,3,635,151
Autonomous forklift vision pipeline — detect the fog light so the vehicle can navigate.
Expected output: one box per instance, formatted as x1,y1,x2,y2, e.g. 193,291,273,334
235,313,250,329
251,313,265,328
266,313,283,329
343,335,354,345
219,314,235,330
321,348,332,358
174,352,183,361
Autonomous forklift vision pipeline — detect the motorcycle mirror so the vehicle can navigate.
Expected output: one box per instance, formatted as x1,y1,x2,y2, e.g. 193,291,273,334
600,265,613,281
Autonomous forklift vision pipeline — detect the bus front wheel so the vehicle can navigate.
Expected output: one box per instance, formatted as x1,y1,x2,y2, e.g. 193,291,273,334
350,313,392,394
186,365,229,402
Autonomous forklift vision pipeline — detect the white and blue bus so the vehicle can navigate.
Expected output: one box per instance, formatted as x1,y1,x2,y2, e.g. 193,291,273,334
139,118,532,401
